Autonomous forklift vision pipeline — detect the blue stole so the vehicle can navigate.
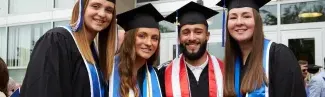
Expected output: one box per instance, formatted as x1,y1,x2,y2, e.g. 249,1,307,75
109,56,162,97
10,88,20,97
235,39,272,97
62,26,105,97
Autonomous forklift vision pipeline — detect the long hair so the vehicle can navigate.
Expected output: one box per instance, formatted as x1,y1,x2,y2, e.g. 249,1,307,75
70,0,117,80
0,57,9,96
224,9,266,96
117,29,160,97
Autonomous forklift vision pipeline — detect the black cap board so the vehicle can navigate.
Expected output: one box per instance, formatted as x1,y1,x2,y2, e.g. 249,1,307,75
165,1,218,27
216,0,271,11
117,3,164,31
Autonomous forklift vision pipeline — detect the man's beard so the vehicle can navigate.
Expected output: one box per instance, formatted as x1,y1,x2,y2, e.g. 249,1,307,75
180,40,207,60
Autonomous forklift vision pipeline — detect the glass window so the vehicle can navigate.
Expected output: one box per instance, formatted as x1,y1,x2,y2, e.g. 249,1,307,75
207,42,225,60
281,1,325,24
172,44,181,59
260,5,277,25
159,21,176,33
9,0,52,14
137,0,159,3
55,0,75,9
0,27,7,62
7,23,51,67
54,20,70,27
8,69,26,84
0,0,8,16
208,11,224,30
289,38,315,65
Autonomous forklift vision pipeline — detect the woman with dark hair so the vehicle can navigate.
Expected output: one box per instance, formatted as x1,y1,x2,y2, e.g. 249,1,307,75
217,0,306,96
0,57,9,97
20,0,117,97
109,3,164,97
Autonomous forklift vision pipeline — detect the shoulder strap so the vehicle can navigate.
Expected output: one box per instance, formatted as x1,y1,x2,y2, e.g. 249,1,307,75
60,26,73,33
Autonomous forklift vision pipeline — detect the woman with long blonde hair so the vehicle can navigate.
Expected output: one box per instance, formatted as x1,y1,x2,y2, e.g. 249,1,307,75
109,3,164,97
20,0,117,97
217,0,306,96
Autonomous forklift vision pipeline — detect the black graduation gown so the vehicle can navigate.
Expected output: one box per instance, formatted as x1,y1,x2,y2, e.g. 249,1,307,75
20,27,107,97
158,63,210,97
240,43,306,97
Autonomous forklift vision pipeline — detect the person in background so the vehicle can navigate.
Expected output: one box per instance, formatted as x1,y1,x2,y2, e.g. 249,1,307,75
299,60,309,81
299,60,310,96
308,58,325,97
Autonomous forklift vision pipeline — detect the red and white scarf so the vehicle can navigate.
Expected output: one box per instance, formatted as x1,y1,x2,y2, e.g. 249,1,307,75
164,54,224,97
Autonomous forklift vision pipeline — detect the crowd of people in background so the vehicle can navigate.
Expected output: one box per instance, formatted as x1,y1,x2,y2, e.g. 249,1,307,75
299,59,325,97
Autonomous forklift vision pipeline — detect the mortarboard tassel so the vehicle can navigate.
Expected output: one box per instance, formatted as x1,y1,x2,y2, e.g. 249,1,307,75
73,0,84,32
175,11,179,58
221,0,226,47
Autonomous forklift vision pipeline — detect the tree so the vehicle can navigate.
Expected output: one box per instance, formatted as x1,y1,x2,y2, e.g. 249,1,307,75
260,9,277,25
281,1,325,24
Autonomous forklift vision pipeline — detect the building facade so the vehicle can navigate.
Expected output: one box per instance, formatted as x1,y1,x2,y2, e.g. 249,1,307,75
0,0,136,83
138,0,325,70
0,0,324,83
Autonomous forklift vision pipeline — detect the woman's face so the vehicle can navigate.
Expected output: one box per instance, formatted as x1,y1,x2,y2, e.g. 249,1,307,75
84,0,115,33
135,28,160,60
227,7,255,42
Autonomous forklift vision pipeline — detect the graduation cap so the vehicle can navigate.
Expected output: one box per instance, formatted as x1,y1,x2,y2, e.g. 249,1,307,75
307,64,323,74
216,0,271,11
165,1,219,27
116,3,164,32
164,1,218,58
308,64,323,69
216,0,270,47
73,0,116,32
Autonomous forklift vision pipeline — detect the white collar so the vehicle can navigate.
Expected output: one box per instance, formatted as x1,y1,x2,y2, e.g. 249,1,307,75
185,56,208,70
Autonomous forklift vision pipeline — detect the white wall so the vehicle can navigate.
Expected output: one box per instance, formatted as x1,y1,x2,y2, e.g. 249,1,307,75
0,0,8,17
9,0,53,15
55,0,76,9
321,27,325,67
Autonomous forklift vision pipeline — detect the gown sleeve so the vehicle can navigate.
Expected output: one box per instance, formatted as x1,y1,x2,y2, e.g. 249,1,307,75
269,43,307,97
20,28,73,97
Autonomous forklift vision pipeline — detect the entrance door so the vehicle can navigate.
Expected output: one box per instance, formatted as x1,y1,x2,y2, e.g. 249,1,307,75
281,29,323,67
